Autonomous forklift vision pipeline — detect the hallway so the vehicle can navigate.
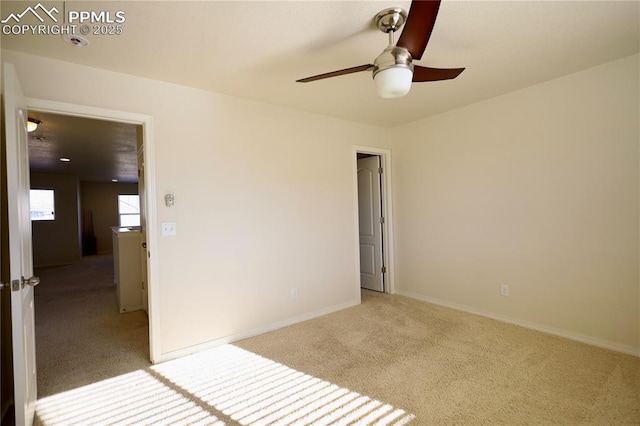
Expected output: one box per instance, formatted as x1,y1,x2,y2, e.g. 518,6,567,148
34,255,149,398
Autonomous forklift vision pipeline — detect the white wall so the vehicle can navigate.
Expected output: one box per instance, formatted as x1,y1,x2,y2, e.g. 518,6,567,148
393,54,639,353
2,50,391,357
5,49,639,357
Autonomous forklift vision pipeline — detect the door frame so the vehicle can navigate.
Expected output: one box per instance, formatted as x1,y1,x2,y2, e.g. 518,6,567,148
25,98,161,363
352,146,396,294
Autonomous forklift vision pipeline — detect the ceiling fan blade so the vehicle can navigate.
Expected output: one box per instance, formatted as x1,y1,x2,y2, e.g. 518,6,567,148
296,64,373,83
413,66,465,82
396,0,441,61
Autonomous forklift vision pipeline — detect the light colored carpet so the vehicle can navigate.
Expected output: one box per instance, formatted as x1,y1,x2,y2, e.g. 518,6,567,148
33,256,639,425
237,291,640,425
33,255,150,399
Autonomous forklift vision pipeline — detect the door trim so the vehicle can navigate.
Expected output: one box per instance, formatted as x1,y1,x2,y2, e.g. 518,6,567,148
353,146,396,294
24,98,161,363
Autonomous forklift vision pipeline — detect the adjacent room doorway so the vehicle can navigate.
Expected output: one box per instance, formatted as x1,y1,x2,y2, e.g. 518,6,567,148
354,147,395,294
357,154,385,292
24,98,158,363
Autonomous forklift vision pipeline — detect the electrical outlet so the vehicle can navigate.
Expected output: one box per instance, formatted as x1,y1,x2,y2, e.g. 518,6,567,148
291,288,298,300
161,222,177,236
501,284,509,297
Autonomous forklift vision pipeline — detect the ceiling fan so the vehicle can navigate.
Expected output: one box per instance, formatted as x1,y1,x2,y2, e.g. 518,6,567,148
296,0,465,98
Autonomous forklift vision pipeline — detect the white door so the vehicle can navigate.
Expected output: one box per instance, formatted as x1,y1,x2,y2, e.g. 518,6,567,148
3,63,38,426
357,156,384,292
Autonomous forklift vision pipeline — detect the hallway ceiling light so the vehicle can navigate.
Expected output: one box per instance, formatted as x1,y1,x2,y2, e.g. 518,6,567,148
27,118,41,132
60,158,71,162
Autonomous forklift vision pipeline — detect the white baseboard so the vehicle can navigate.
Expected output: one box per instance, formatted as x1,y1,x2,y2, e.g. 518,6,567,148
396,290,640,358
156,298,361,363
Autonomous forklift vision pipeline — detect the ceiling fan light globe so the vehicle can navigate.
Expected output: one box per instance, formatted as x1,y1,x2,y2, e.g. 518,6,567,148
374,67,413,98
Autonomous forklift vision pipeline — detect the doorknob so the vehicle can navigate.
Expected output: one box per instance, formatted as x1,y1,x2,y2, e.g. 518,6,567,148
141,242,147,249
22,276,40,288
6,276,40,291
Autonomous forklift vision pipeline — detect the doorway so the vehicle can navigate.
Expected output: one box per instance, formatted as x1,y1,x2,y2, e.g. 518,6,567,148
26,108,154,396
354,146,395,294
25,98,159,364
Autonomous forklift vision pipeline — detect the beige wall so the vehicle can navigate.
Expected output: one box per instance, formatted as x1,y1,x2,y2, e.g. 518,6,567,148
30,173,81,267
2,50,391,356
393,54,639,352
80,181,138,254
4,49,638,356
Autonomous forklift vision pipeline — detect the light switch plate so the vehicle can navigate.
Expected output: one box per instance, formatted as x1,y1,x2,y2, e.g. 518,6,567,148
161,222,177,236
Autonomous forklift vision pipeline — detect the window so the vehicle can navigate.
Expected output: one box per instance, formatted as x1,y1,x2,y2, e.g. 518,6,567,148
118,194,140,227
30,189,55,221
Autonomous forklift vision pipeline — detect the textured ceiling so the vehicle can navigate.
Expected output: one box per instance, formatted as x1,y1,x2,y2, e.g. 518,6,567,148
2,1,638,127
2,1,639,181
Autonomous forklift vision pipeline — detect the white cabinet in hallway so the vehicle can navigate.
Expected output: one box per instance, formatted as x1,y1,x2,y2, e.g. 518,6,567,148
112,227,143,313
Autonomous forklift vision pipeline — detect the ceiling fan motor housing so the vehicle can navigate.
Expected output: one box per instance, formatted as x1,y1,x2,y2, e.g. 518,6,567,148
372,45,414,77
372,45,414,98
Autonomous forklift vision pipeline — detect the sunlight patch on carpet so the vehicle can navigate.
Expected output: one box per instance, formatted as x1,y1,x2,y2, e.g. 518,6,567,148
152,345,415,425
36,369,222,425
36,344,414,425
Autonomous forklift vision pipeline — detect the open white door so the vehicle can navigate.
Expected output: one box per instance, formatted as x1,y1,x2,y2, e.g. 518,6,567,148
357,156,385,292
3,63,38,425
